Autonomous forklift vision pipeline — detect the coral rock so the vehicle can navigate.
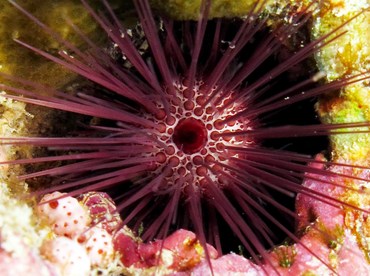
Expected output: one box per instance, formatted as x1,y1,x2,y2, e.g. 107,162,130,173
113,227,142,267
0,239,56,276
113,228,218,272
191,253,264,276
161,229,218,271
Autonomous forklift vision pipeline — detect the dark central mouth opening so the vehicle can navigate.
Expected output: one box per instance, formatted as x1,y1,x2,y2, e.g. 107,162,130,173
172,118,208,154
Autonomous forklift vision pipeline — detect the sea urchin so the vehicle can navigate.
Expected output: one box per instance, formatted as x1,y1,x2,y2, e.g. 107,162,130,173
2,0,370,274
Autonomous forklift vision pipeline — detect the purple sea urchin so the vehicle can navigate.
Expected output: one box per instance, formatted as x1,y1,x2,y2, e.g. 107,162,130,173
2,0,370,274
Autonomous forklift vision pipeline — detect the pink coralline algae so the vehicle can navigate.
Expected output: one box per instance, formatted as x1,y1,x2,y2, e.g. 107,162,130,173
13,155,366,275
36,191,223,274
113,228,218,270
260,154,370,276
192,253,265,275
295,154,346,231
32,170,370,276
0,238,57,276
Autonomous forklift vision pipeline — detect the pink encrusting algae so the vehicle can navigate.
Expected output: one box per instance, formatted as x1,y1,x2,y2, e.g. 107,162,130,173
25,181,370,275
1,0,370,275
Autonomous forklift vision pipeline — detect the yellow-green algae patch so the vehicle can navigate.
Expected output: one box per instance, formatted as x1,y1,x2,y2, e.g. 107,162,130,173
0,1,98,85
312,0,370,81
312,0,370,262
150,0,316,19
0,95,33,194
0,0,102,192
312,0,370,162
150,0,272,19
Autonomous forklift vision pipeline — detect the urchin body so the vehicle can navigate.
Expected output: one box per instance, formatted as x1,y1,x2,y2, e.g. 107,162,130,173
149,79,251,190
